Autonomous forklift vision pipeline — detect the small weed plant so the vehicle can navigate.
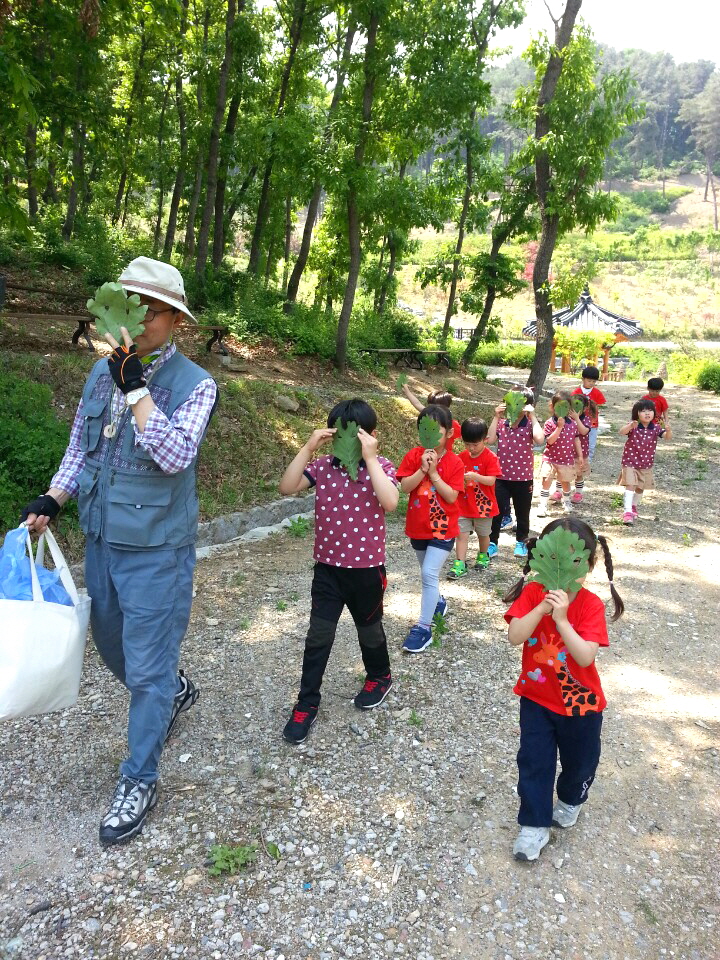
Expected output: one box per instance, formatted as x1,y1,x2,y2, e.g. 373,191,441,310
287,516,311,538
207,842,258,877
431,612,449,648
408,709,423,728
276,600,288,611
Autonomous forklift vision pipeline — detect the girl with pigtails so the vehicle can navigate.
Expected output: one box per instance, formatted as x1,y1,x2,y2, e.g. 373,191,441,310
503,518,624,862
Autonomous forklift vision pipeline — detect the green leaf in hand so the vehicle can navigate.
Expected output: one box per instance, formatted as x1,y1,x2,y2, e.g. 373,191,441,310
331,420,362,481
570,395,585,415
418,414,441,449
396,373,408,390
528,526,591,593
87,282,147,341
504,391,526,423
554,399,569,419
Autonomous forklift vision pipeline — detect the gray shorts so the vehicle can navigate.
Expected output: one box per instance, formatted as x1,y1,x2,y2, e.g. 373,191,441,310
458,516,492,536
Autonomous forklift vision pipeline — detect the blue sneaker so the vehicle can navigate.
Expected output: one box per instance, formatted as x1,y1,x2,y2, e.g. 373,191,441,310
487,543,498,558
514,541,528,558
402,625,433,654
434,596,448,617
500,515,513,531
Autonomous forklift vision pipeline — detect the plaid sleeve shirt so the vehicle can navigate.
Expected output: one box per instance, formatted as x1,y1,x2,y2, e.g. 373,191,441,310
51,344,217,497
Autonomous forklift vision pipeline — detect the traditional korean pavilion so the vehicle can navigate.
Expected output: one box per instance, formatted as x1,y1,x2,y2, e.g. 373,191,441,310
523,286,643,380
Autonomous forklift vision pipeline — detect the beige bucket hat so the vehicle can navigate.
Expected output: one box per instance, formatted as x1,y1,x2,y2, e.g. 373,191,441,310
118,256,196,322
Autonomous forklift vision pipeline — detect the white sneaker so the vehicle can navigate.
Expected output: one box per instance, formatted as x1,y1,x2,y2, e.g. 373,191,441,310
513,826,550,861
563,501,573,514
99,776,158,846
552,799,581,828
536,504,548,518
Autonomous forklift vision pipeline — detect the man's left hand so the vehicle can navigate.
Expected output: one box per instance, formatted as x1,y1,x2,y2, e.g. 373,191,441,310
106,326,146,394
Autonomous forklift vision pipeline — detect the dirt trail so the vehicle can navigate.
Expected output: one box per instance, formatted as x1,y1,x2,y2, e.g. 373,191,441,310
1,378,718,960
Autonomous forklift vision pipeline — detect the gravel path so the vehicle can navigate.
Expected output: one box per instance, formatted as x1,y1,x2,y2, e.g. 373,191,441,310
1,380,719,960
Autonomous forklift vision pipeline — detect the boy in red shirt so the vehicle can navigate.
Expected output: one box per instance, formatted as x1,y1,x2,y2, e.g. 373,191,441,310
642,377,669,425
397,404,465,653
447,419,502,578
572,366,606,461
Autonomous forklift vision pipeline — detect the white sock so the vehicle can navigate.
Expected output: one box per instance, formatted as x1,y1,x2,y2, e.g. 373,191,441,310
623,489,634,512
633,492,643,508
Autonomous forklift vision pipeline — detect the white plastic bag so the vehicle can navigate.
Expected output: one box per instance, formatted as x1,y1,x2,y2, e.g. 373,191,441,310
0,528,91,721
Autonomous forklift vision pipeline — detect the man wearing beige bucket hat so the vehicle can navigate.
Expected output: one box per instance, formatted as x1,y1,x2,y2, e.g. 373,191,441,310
23,257,218,845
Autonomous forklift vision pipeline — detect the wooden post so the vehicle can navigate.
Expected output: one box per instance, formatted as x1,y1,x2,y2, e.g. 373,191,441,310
550,339,557,373
602,347,610,381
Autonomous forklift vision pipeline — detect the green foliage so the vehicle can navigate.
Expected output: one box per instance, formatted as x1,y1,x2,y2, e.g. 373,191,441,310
528,527,591,593
696,362,720,394
287,516,311,538
471,343,536,368
570,395,585,415
553,400,569,419
87,283,147,341
504,391,526,423
396,373,408,390
408,709,423,727
418,415,441,449
431,611,449,648
331,420,362,481
0,373,75,534
207,843,258,877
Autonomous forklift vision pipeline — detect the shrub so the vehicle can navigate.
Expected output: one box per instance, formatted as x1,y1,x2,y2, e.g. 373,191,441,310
0,373,75,533
696,362,720,394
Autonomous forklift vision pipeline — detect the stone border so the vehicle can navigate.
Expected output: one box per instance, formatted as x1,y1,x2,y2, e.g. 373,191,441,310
195,493,315,549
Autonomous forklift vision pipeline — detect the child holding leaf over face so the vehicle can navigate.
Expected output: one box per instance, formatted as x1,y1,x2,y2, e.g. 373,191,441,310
278,399,399,744
399,381,461,452
503,518,624,862
537,391,587,518
396,405,465,653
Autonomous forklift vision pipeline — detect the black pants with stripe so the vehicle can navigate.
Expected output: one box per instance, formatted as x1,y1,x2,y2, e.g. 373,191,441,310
297,562,389,708
490,478,534,545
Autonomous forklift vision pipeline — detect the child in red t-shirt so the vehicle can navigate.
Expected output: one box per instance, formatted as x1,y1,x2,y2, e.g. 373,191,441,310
572,365,606,461
642,377,669,425
400,382,461,452
447,418,502,579
397,404,465,653
503,517,624,862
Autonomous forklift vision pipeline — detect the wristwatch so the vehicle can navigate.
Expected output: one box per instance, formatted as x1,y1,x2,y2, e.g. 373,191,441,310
125,386,151,406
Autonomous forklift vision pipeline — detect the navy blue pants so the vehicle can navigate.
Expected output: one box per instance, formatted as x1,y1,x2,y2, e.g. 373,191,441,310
517,697,603,827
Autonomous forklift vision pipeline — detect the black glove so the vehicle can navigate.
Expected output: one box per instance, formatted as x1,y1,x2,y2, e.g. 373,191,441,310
21,494,61,522
107,343,146,394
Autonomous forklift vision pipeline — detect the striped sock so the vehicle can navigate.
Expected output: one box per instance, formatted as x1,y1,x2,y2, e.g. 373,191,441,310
575,479,585,492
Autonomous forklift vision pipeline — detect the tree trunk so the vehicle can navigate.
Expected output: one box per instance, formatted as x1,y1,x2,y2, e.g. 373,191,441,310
284,17,356,309
526,0,583,396
282,193,292,293
153,78,172,255
42,126,64,205
183,155,204,263
62,122,85,239
335,11,380,372
25,124,38,219
223,164,258,237
212,93,241,268
111,26,148,225
194,0,238,277
162,0,190,260
121,172,133,227
441,138,473,343
377,161,407,314
248,0,307,274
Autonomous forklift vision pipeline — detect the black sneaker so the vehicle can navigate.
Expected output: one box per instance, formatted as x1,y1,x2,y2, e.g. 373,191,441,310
165,669,200,742
354,673,393,710
99,776,158,846
282,703,318,744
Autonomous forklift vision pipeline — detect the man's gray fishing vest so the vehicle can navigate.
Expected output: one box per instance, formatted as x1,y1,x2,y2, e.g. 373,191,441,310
76,352,216,551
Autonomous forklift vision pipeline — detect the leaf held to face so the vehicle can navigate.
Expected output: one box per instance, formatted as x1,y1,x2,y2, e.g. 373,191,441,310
570,395,585,415
86,282,147,341
331,419,362,481
554,399,570,419
504,390,526,423
418,414,441,449
528,527,591,592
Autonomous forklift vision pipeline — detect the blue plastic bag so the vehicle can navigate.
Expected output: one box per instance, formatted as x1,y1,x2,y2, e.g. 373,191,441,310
0,527,73,606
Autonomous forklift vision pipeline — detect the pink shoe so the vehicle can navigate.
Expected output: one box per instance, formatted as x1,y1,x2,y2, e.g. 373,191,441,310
550,491,562,502
571,492,583,504
622,511,634,526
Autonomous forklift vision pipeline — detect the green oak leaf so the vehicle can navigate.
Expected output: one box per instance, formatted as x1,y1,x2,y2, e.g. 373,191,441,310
331,419,362,481
86,282,147,341
553,399,570,419
504,390,526,423
570,395,586,415
396,373,408,390
528,527,591,593
418,414,441,449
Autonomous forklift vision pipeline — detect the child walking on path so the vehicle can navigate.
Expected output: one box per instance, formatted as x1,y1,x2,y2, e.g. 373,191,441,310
553,394,592,504
618,398,672,526
397,405,464,653
278,399,399,744
537,392,586,518
572,366,606,461
400,382,461,451
447,418,502,579
642,377,669,425
504,517,624,861
487,391,544,558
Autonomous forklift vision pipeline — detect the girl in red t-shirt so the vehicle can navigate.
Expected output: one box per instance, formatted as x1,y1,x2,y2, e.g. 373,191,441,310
503,517,624,862
397,405,465,653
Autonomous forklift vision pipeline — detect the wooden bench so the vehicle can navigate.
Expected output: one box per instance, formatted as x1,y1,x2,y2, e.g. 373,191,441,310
359,347,450,370
194,324,230,356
